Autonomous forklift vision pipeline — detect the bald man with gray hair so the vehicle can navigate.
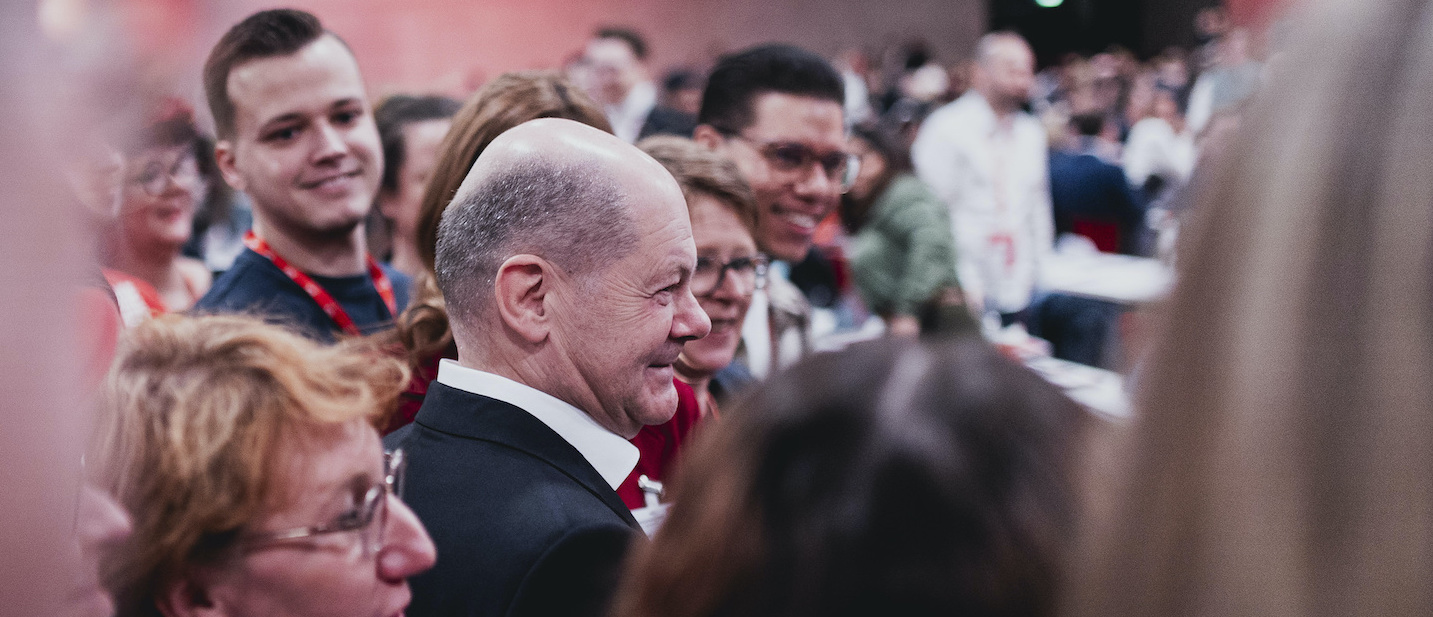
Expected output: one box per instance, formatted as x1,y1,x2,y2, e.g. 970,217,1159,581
388,118,710,617
911,32,1054,324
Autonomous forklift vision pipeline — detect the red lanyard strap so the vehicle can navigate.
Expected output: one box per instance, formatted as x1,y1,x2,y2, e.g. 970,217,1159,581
243,231,397,336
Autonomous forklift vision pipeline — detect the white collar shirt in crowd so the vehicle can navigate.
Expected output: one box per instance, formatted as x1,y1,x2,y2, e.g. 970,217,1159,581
738,263,809,379
434,359,639,490
911,91,1054,314
606,81,658,144
1123,117,1196,190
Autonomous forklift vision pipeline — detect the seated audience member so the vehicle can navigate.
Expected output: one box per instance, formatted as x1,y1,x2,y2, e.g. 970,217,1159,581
90,315,435,617
639,135,762,415
384,70,613,428
661,68,705,117
612,335,1089,617
1065,2,1433,614
387,118,709,617
693,44,852,379
369,94,460,277
1122,85,1195,203
103,101,213,323
840,123,969,337
195,10,411,341
1049,113,1146,255
583,26,695,142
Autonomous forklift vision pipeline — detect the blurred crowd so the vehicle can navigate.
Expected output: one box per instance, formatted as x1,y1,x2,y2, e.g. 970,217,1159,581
12,0,1433,616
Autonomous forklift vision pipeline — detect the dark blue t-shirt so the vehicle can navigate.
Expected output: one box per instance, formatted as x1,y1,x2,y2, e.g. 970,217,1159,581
194,248,412,342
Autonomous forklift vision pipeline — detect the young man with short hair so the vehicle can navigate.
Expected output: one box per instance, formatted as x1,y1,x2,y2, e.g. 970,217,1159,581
195,9,409,341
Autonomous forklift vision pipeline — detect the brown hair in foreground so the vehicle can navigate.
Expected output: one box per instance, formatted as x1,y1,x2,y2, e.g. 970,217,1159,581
392,71,611,375
613,335,1089,617
1064,1,1433,615
637,135,758,233
89,314,408,617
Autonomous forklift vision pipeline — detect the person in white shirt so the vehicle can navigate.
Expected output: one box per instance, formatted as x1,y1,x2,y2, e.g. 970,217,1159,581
912,32,1053,323
387,118,710,617
1124,85,1197,197
583,27,694,143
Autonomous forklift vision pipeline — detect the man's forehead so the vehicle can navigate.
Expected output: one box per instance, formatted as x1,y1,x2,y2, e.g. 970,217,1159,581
746,92,846,143
227,35,365,123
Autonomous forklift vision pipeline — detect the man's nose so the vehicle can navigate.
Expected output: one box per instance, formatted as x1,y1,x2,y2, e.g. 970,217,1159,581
310,121,349,163
672,286,712,341
377,497,437,582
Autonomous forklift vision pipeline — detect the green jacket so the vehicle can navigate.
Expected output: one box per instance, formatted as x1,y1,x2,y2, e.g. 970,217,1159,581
849,174,960,317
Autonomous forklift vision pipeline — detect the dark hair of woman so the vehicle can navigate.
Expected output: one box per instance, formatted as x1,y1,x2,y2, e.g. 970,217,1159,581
839,122,912,235
611,335,1089,617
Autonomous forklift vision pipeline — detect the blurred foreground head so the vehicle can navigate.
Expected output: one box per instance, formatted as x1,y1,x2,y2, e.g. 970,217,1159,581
91,315,435,617
1067,1,1433,615
613,335,1089,617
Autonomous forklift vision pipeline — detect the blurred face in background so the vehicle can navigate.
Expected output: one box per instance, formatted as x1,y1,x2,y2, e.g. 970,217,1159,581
584,37,645,106
119,144,202,252
70,486,131,617
675,194,759,381
377,118,450,246
186,420,435,617
978,38,1036,111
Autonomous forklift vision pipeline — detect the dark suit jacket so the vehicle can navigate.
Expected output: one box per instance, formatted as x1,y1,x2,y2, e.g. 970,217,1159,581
1048,151,1146,254
386,382,641,617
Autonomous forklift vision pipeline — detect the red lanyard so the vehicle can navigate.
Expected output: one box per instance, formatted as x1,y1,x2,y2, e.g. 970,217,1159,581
242,231,397,336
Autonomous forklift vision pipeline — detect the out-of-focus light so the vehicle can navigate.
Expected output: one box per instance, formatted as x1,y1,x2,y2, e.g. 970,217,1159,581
1036,0,1065,7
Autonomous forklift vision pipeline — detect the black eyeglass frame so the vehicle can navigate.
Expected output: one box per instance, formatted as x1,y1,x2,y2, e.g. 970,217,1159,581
692,254,770,297
715,128,860,193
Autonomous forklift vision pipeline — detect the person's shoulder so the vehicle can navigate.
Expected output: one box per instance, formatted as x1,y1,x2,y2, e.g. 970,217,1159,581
194,250,287,310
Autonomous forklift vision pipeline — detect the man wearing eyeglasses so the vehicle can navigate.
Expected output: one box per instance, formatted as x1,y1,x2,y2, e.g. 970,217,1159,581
911,32,1053,326
693,44,853,380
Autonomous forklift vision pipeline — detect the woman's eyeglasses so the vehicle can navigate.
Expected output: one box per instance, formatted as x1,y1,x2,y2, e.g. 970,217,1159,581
242,449,406,556
692,254,769,297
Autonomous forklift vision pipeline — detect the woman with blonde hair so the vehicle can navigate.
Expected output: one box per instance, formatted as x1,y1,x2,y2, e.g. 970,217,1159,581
91,315,436,617
1065,1,1433,615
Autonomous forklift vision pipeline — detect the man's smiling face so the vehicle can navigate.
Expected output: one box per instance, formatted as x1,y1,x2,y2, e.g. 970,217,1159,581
216,34,382,241
717,92,846,262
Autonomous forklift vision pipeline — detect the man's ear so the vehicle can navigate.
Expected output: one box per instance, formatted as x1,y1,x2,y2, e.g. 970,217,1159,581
492,255,553,345
155,574,222,617
212,140,245,192
692,124,725,151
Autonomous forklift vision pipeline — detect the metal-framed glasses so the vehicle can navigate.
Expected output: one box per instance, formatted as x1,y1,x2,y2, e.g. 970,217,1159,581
719,130,860,193
693,254,769,297
242,448,406,555
126,150,202,197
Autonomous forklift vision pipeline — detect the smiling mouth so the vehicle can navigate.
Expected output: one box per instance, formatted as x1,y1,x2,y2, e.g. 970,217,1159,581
771,204,821,232
300,168,362,189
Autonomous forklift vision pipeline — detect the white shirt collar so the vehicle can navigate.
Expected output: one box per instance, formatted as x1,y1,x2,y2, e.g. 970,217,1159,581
435,359,639,490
